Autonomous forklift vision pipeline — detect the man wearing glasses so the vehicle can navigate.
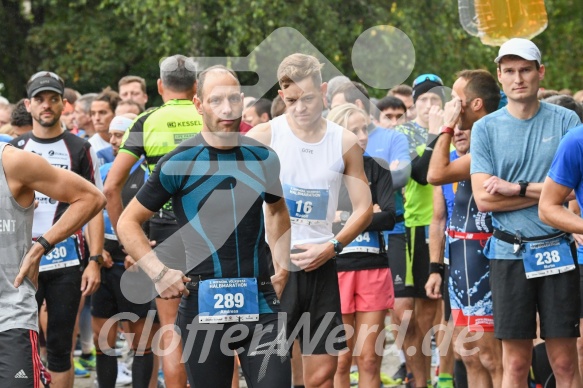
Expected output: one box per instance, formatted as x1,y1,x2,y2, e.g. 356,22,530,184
392,73,445,387
10,71,105,388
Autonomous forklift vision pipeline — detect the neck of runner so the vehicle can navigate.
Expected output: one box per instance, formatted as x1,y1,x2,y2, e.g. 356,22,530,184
286,114,327,143
506,98,541,120
201,131,239,150
32,124,65,139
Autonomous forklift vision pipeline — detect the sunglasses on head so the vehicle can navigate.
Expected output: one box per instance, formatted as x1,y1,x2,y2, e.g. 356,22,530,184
413,74,443,87
28,71,64,86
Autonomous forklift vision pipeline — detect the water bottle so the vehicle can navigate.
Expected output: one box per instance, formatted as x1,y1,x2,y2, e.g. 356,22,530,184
458,0,548,46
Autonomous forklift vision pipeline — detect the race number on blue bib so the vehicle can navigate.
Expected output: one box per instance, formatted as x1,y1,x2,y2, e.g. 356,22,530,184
283,184,329,225
523,235,575,279
343,232,381,254
198,278,259,323
39,236,80,272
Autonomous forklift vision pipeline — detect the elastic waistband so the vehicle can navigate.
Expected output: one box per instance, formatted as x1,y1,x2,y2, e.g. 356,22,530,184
185,275,270,289
493,229,565,245
447,230,492,240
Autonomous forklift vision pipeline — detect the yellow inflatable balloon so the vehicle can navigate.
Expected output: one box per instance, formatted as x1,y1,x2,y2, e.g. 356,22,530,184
458,0,548,46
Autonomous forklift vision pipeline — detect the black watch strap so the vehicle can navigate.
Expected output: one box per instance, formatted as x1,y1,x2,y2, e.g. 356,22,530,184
518,181,529,197
36,236,54,255
329,239,343,254
90,255,104,265
429,262,445,277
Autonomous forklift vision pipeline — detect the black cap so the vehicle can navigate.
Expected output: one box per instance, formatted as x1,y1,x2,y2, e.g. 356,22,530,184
27,71,65,98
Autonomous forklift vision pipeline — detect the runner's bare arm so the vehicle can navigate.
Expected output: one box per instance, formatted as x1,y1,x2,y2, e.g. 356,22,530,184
117,198,189,299
429,186,447,265
426,186,446,299
539,177,583,234
245,122,272,146
264,197,291,299
5,147,106,287
82,211,105,296
427,138,471,185
472,173,539,212
103,152,138,234
335,130,373,248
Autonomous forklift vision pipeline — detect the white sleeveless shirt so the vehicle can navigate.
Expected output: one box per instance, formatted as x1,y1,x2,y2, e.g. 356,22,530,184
270,115,344,246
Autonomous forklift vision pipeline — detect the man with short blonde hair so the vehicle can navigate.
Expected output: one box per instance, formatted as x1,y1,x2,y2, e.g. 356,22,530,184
248,53,373,388
277,53,324,90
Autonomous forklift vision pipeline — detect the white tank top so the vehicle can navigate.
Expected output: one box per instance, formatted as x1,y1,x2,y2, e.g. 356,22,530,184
270,115,345,246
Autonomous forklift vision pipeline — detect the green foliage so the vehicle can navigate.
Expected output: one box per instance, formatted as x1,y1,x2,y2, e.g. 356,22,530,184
1,0,582,102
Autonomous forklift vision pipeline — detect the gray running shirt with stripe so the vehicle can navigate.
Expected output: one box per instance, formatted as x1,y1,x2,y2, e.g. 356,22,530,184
0,143,37,332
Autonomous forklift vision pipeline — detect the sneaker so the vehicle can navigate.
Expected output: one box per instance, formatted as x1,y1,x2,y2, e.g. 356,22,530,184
124,349,135,370
40,361,52,388
79,348,96,370
349,370,359,386
115,336,130,358
74,338,82,357
381,372,402,386
74,360,90,378
116,362,132,386
392,363,407,382
404,373,415,388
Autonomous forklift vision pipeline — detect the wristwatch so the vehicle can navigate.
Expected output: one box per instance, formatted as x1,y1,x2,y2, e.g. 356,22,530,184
329,239,343,255
440,126,455,136
89,254,105,266
518,181,529,197
36,236,55,255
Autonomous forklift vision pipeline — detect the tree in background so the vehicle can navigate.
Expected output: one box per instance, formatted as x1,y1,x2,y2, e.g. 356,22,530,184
1,0,581,102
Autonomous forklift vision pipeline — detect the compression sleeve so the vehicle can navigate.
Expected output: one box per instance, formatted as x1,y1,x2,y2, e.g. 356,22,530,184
410,134,438,185
368,157,396,231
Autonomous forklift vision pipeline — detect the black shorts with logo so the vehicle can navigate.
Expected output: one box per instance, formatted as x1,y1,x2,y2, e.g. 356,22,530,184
490,247,580,339
392,227,431,299
0,329,45,387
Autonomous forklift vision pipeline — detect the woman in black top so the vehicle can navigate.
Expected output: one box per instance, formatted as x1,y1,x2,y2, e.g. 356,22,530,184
328,104,396,388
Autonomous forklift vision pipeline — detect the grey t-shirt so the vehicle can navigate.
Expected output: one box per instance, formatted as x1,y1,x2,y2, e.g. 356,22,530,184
0,143,37,332
470,102,581,259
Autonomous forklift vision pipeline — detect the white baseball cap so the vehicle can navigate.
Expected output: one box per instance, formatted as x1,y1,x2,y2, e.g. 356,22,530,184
109,116,135,132
494,38,541,65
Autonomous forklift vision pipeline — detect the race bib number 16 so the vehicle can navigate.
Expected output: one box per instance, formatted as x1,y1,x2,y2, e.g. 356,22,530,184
283,184,329,225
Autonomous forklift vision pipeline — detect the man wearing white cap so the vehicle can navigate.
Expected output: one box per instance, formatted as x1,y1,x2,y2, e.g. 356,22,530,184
91,113,155,387
470,39,582,386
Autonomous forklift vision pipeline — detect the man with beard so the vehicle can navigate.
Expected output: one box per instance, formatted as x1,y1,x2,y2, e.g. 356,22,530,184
11,71,104,388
